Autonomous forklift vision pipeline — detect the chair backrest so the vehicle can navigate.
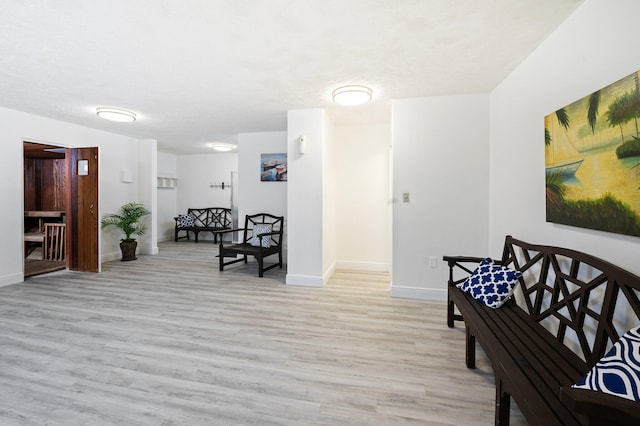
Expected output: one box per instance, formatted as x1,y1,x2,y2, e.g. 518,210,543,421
242,213,284,247
43,223,66,262
207,207,232,228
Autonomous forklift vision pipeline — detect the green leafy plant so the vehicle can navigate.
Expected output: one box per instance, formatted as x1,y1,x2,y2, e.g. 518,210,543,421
101,202,150,241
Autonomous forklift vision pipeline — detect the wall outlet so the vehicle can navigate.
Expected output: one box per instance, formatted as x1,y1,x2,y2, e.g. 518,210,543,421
429,256,437,268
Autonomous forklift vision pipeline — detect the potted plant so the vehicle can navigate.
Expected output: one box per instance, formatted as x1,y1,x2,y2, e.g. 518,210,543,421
101,202,150,261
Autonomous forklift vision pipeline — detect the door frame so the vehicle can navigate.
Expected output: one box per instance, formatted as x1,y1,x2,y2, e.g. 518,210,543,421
22,140,100,274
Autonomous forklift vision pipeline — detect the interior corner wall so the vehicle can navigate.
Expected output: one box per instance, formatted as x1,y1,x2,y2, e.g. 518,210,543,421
322,114,336,278
391,94,490,300
489,0,640,276
138,139,158,255
175,153,238,241
286,109,327,287
236,132,287,223
334,122,391,272
157,151,177,242
0,106,148,282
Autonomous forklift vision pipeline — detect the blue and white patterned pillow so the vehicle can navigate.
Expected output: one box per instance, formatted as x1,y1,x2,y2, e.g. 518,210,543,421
178,214,195,227
457,258,522,309
572,327,640,401
250,223,272,248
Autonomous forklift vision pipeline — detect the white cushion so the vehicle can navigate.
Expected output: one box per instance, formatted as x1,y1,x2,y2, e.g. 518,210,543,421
250,224,272,248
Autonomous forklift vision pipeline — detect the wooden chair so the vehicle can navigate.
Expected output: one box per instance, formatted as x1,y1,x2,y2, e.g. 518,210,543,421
218,213,284,277
43,223,66,262
24,232,45,259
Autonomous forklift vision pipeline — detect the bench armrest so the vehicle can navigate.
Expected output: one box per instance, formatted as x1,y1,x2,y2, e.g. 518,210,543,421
442,255,485,263
560,387,640,425
443,256,485,283
217,228,247,235
444,255,485,328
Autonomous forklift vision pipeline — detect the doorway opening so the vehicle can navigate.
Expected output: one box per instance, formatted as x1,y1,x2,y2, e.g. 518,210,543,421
23,142,100,277
23,141,67,277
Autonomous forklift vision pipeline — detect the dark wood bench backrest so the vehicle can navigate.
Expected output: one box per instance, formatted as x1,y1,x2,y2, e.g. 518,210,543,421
186,207,231,228
500,235,640,370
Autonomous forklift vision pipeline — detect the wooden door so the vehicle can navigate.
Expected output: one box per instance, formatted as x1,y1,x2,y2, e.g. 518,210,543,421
66,147,99,272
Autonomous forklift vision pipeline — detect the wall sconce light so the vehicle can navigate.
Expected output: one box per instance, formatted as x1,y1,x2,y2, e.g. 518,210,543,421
332,85,373,106
299,135,307,155
96,107,137,122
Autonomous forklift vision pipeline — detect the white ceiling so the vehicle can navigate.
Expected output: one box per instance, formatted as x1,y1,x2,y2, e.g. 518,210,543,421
0,0,582,154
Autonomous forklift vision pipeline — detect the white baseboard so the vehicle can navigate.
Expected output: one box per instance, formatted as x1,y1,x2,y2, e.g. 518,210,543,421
324,262,336,284
336,261,389,272
141,245,159,255
286,274,324,287
390,285,447,301
0,272,23,287
101,250,121,263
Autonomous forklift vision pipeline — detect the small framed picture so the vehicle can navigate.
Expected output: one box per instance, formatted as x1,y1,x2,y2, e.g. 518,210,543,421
261,153,287,181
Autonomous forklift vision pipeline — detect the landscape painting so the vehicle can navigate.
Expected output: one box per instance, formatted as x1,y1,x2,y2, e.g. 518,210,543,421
260,153,287,182
545,70,640,237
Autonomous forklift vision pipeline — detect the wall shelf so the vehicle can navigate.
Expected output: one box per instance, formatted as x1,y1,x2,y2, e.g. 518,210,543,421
157,177,177,189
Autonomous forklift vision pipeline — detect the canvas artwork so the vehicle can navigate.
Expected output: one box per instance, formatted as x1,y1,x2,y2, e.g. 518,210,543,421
545,70,640,237
260,153,287,182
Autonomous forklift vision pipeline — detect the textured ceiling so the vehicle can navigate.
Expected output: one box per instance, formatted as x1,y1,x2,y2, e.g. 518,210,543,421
0,0,583,154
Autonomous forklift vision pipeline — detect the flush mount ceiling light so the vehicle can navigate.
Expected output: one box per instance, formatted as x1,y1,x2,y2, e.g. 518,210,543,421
96,107,137,123
332,85,373,106
211,143,237,152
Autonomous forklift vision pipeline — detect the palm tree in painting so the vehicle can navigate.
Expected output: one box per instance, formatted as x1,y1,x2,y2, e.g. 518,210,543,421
545,108,570,146
606,91,640,143
587,91,600,134
545,108,571,207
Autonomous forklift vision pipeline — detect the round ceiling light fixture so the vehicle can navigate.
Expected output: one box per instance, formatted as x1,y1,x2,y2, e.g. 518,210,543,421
96,107,137,123
211,142,237,152
332,85,373,106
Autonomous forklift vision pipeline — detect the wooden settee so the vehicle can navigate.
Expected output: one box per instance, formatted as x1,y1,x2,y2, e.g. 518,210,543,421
444,236,639,425
174,207,231,243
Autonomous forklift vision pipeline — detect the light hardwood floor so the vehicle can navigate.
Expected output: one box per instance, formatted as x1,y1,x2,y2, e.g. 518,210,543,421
1,242,525,425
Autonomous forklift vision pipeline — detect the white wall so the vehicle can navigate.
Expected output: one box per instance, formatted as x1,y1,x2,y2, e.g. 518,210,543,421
490,0,640,276
334,123,391,272
286,109,328,286
391,94,491,300
138,140,158,255
0,106,150,285
237,132,287,223
322,115,336,277
157,151,177,242
176,153,238,241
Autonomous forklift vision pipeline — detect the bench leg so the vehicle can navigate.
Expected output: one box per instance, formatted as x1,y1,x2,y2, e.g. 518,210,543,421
447,293,455,328
495,378,511,426
465,326,476,369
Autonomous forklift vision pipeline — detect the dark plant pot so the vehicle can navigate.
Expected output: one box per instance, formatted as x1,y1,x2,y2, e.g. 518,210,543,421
120,239,138,261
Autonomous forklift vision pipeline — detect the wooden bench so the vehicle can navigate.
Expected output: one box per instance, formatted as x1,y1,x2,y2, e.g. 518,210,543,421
174,207,231,243
444,236,640,426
